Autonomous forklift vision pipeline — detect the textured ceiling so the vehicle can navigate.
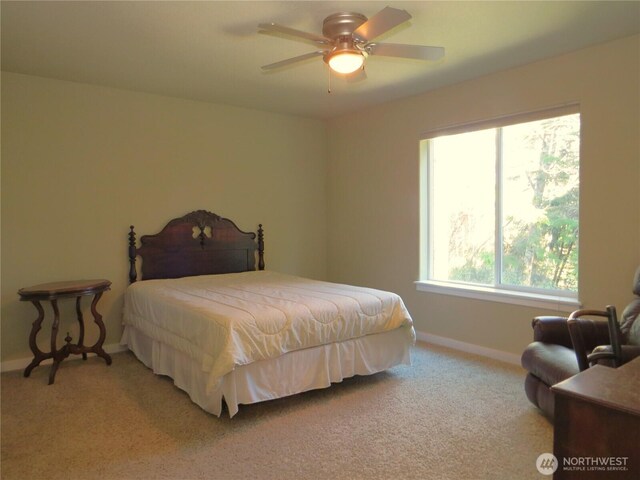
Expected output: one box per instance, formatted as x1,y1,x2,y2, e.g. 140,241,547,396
2,1,639,119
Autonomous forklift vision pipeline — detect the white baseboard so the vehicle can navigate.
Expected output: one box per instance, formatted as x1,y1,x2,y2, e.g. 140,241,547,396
3,335,521,372
415,331,521,366
1,343,128,373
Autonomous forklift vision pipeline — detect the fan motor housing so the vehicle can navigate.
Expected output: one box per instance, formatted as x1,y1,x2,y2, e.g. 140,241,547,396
322,12,367,39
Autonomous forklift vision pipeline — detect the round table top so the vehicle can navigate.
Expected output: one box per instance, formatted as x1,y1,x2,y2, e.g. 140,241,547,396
18,279,111,300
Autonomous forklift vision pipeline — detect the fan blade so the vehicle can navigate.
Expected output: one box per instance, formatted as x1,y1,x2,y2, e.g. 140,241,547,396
258,23,330,45
368,43,445,61
353,6,411,42
261,51,326,70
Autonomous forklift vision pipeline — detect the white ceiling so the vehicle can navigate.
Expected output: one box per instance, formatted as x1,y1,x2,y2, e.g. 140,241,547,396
2,1,639,119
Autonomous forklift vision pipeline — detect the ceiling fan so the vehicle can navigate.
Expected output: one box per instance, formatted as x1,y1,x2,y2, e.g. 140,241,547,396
258,6,444,77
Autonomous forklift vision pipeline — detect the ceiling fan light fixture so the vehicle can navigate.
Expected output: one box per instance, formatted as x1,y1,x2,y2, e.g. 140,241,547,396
327,50,364,74
260,7,445,79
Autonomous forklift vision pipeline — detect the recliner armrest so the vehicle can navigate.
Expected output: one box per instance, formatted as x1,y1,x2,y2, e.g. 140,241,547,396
568,317,611,350
620,345,640,363
532,316,573,348
567,312,612,371
589,344,640,367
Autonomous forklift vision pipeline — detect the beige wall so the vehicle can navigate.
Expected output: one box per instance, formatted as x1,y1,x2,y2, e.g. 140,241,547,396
326,35,640,356
2,34,638,365
1,72,327,362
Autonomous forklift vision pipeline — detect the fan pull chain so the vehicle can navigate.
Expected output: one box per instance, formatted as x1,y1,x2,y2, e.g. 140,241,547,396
327,67,332,94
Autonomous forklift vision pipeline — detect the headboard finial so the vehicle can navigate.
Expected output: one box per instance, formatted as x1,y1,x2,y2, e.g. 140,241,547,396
258,224,265,271
128,226,137,283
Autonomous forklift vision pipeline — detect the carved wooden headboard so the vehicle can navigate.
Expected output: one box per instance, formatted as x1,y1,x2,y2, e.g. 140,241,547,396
128,210,264,283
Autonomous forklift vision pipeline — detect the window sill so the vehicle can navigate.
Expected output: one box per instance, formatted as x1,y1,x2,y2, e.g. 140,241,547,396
414,280,581,313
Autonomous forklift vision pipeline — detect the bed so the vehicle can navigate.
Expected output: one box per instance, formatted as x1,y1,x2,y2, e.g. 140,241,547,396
121,210,415,417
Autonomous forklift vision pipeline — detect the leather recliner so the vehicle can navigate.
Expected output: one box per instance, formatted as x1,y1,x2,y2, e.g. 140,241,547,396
521,266,640,419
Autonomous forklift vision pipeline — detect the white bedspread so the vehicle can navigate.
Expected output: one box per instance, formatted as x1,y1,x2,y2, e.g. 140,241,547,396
123,271,414,391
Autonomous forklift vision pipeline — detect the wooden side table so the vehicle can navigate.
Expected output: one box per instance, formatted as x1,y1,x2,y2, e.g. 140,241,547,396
18,279,113,384
551,357,640,479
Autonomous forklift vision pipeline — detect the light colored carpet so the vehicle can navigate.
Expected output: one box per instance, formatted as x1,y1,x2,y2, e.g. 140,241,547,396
1,342,551,480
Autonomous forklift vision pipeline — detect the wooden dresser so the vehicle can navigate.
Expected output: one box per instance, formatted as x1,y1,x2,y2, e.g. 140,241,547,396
551,357,640,479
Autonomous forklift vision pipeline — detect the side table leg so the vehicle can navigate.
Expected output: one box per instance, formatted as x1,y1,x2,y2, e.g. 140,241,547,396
75,296,87,360
90,292,112,365
48,357,62,385
24,300,50,377
48,299,63,385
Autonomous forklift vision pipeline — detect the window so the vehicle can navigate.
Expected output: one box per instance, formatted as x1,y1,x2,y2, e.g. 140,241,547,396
418,108,581,309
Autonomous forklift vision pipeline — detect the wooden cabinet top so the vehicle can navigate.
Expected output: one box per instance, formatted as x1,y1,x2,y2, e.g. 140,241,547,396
552,357,640,417
18,279,111,301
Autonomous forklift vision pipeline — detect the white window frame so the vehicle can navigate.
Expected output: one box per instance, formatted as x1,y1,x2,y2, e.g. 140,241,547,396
416,105,581,312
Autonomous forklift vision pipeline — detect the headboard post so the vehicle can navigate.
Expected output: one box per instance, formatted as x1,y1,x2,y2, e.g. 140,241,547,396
258,224,265,271
128,225,137,284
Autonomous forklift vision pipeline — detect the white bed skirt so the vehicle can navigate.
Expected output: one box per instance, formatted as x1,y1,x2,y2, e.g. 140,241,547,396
121,325,413,417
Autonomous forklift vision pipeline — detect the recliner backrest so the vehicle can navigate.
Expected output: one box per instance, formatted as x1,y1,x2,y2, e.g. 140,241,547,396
620,266,640,345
